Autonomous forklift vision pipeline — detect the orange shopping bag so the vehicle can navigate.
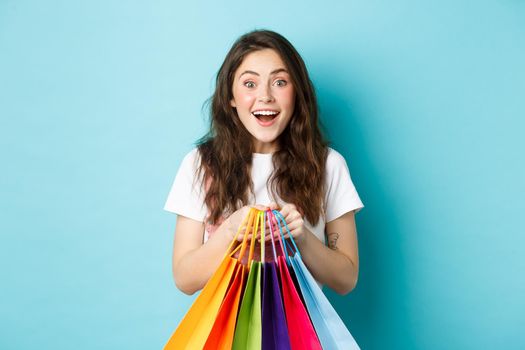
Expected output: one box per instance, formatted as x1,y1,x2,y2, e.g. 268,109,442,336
163,208,257,349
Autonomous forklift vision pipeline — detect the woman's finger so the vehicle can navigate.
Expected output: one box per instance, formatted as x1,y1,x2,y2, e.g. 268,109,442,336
268,202,280,210
287,209,300,222
252,204,268,211
263,231,277,242
262,230,283,242
289,211,300,221
279,205,290,218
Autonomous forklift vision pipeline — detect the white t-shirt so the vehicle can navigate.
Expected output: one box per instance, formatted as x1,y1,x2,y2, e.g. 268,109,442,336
164,147,364,244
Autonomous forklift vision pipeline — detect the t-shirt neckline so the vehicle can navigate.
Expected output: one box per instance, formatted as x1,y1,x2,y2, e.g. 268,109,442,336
252,152,274,158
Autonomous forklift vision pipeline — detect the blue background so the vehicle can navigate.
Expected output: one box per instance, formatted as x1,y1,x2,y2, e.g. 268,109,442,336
1,1,524,349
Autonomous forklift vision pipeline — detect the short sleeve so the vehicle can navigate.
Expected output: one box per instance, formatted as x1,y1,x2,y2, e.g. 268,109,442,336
163,148,207,222
324,148,365,222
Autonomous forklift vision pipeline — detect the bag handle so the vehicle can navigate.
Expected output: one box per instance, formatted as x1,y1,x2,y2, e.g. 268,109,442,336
265,210,278,261
225,207,256,260
274,211,289,257
272,210,302,261
246,209,262,268
260,211,266,262
267,209,290,262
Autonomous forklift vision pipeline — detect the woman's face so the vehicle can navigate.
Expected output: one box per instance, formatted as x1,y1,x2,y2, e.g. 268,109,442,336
230,48,296,153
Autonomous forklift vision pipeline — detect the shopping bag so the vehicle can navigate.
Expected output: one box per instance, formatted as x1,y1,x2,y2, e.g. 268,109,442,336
264,210,322,350
203,262,246,349
163,208,257,350
204,210,267,349
232,211,264,350
261,210,292,350
273,210,361,350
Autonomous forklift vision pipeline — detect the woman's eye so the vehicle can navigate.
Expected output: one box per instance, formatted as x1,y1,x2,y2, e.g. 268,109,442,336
275,79,287,87
244,81,255,88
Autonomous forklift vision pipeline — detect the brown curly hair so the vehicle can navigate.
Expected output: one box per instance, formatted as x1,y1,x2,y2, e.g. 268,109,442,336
196,29,329,226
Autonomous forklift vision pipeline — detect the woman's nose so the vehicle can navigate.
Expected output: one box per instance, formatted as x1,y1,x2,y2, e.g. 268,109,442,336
259,95,274,103
258,85,274,103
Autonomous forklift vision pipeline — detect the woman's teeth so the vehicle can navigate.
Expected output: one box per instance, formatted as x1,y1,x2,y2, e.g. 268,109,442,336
252,111,280,122
253,110,279,116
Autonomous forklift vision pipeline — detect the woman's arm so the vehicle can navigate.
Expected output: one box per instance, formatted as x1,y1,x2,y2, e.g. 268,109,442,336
171,215,233,295
272,204,360,295
171,205,269,295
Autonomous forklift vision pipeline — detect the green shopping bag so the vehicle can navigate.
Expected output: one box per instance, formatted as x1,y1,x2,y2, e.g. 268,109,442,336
232,211,265,350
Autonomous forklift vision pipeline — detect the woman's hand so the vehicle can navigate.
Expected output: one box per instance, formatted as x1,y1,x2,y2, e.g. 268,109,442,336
264,203,307,245
225,204,271,242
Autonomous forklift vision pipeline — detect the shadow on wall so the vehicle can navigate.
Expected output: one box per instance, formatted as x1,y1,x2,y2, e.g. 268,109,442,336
315,67,414,349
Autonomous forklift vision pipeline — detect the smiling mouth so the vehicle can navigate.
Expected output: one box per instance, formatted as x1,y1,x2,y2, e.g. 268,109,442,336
252,111,280,122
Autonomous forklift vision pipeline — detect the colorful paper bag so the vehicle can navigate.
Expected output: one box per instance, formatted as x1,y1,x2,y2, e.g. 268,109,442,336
264,210,322,350
261,211,292,350
232,211,265,350
273,210,361,350
163,209,256,349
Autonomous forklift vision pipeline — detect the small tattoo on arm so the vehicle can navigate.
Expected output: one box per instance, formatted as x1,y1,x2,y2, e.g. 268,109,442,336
328,232,339,250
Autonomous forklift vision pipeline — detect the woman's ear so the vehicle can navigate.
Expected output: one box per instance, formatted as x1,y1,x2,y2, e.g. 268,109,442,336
230,99,236,108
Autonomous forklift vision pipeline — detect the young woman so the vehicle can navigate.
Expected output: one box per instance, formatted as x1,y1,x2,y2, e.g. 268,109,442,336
164,29,364,296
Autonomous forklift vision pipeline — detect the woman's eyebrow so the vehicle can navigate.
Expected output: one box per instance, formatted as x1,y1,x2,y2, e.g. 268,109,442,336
239,68,288,78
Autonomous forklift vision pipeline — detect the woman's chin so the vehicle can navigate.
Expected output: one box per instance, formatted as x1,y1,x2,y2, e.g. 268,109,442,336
251,135,279,149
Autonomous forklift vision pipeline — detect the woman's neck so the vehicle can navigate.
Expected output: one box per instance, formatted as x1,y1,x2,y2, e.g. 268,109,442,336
252,140,278,154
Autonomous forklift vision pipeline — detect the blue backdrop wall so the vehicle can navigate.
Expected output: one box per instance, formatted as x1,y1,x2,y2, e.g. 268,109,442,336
1,1,524,349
